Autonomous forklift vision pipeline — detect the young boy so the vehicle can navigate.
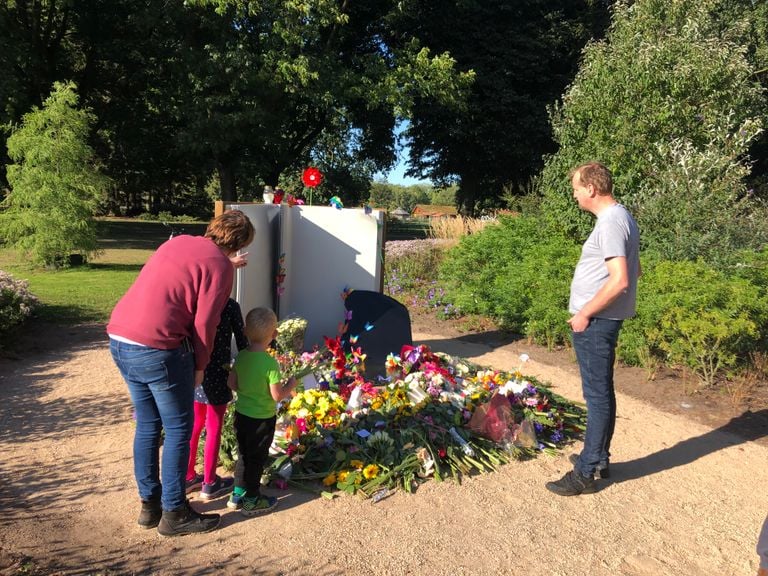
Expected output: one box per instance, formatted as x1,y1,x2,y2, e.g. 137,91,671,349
227,307,297,516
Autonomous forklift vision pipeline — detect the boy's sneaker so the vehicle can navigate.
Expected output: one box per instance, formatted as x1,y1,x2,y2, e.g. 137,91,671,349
185,473,204,494
199,476,234,500
568,454,610,479
241,495,278,517
157,500,220,537
227,491,245,510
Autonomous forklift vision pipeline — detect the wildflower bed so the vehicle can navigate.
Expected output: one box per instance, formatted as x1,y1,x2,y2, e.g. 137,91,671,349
219,320,587,499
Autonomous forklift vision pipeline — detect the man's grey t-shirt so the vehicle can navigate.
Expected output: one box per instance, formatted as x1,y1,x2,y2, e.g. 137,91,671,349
569,204,640,320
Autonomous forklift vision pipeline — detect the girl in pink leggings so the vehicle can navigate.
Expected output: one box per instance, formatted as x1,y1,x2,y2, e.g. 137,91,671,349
186,298,248,499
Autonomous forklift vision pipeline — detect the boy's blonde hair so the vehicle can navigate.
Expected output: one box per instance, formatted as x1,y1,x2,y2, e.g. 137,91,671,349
244,307,277,344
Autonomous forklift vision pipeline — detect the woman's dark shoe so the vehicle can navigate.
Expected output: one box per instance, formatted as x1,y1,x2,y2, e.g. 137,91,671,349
569,453,610,479
157,500,220,537
138,499,162,529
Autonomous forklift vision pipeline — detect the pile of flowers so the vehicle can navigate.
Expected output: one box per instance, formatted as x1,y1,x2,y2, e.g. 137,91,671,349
261,335,586,498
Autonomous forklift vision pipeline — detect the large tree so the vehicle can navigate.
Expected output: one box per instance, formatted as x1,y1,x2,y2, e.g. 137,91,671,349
177,0,474,203
0,82,109,266
395,0,610,214
539,0,768,266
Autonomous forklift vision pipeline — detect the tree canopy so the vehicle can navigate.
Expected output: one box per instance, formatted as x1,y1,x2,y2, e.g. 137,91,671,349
539,0,768,266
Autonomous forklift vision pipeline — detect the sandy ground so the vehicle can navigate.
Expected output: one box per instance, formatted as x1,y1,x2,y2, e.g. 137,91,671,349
1,321,766,576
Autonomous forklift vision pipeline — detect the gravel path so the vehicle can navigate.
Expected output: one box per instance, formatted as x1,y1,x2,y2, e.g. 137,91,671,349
0,324,765,575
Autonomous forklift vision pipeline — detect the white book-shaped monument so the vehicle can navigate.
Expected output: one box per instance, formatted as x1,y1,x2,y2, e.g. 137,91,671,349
218,202,385,349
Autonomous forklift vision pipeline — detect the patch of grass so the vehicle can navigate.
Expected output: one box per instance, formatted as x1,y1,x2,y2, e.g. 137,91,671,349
0,218,209,325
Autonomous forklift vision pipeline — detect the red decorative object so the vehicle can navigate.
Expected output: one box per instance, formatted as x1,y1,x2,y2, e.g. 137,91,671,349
302,167,323,187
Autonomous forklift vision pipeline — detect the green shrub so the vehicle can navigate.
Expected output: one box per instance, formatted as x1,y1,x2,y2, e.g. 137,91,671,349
618,259,768,387
439,215,541,321
439,214,579,347
0,270,39,336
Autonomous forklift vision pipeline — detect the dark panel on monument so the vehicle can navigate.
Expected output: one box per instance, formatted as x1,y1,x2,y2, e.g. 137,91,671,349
343,290,413,380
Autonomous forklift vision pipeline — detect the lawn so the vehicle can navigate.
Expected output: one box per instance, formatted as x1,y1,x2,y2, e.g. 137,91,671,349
0,218,207,324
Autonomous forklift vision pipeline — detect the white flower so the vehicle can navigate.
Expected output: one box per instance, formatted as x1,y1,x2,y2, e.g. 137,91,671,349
519,353,530,363
500,378,528,396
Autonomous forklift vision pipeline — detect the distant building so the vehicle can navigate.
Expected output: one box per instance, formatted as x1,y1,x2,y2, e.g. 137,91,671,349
390,207,410,220
411,204,458,219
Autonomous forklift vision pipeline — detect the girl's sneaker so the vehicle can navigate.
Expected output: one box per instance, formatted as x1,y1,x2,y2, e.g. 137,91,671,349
227,491,244,510
185,473,204,494
199,476,234,500
241,495,278,517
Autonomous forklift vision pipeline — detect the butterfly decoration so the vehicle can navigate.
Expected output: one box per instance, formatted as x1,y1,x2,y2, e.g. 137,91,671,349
329,196,343,209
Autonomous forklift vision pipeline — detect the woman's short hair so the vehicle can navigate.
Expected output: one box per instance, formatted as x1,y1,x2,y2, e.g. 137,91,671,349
245,307,277,343
205,210,255,253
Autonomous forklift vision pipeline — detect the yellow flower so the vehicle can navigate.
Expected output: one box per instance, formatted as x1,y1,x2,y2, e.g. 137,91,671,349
350,459,364,470
289,396,303,410
371,399,383,410
363,464,380,479
318,397,330,412
338,470,349,482
322,473,337,486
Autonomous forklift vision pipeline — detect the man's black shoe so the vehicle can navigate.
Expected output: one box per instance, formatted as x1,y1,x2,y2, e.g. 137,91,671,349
545,470,597,496
569,453,610,479
138,499,162,529
157,500,220,537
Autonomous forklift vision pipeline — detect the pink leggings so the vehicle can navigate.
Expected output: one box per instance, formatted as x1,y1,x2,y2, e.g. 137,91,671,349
187,401,228,484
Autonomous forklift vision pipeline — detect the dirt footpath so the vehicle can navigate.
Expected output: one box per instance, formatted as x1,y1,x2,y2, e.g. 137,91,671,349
0,323,766,575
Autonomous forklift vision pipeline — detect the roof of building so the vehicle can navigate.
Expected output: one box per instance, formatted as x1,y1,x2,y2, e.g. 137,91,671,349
411,204,458,217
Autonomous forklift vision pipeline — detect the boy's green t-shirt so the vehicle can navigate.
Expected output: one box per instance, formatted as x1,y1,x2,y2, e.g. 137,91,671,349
232,350,281,418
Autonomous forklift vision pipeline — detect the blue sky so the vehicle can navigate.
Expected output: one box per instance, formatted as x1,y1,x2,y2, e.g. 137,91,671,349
376,120,431,186
379,154,430,186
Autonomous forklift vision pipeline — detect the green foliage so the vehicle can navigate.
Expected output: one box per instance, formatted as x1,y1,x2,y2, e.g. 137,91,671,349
635,116,768,267
618,259,768,387
402,0,610,214
541,0,768,256
439,215,579,347
0,219,178,327
369,181,432,212
0,270,39,337
0,82,110,267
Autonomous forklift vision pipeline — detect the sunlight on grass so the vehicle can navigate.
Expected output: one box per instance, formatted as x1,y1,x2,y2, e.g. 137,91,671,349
0,222,160,324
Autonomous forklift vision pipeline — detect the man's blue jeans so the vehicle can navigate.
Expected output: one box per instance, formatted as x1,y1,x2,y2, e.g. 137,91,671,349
110,339,194,511
571,317,622,478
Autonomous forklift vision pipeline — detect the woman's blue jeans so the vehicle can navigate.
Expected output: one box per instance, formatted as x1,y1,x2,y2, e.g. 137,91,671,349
110,339,194,511
571,317,622,478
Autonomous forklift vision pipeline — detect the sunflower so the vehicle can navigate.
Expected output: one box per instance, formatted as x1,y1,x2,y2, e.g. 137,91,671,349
362,464,380,480
322,472,337,486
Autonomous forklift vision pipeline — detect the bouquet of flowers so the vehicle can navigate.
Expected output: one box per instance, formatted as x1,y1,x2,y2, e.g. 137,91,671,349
276,317,308,354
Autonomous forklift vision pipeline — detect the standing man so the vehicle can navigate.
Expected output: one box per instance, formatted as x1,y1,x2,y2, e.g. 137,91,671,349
546,162,640,496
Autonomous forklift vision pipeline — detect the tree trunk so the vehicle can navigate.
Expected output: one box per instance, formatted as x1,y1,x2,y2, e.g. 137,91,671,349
217,161,237,202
